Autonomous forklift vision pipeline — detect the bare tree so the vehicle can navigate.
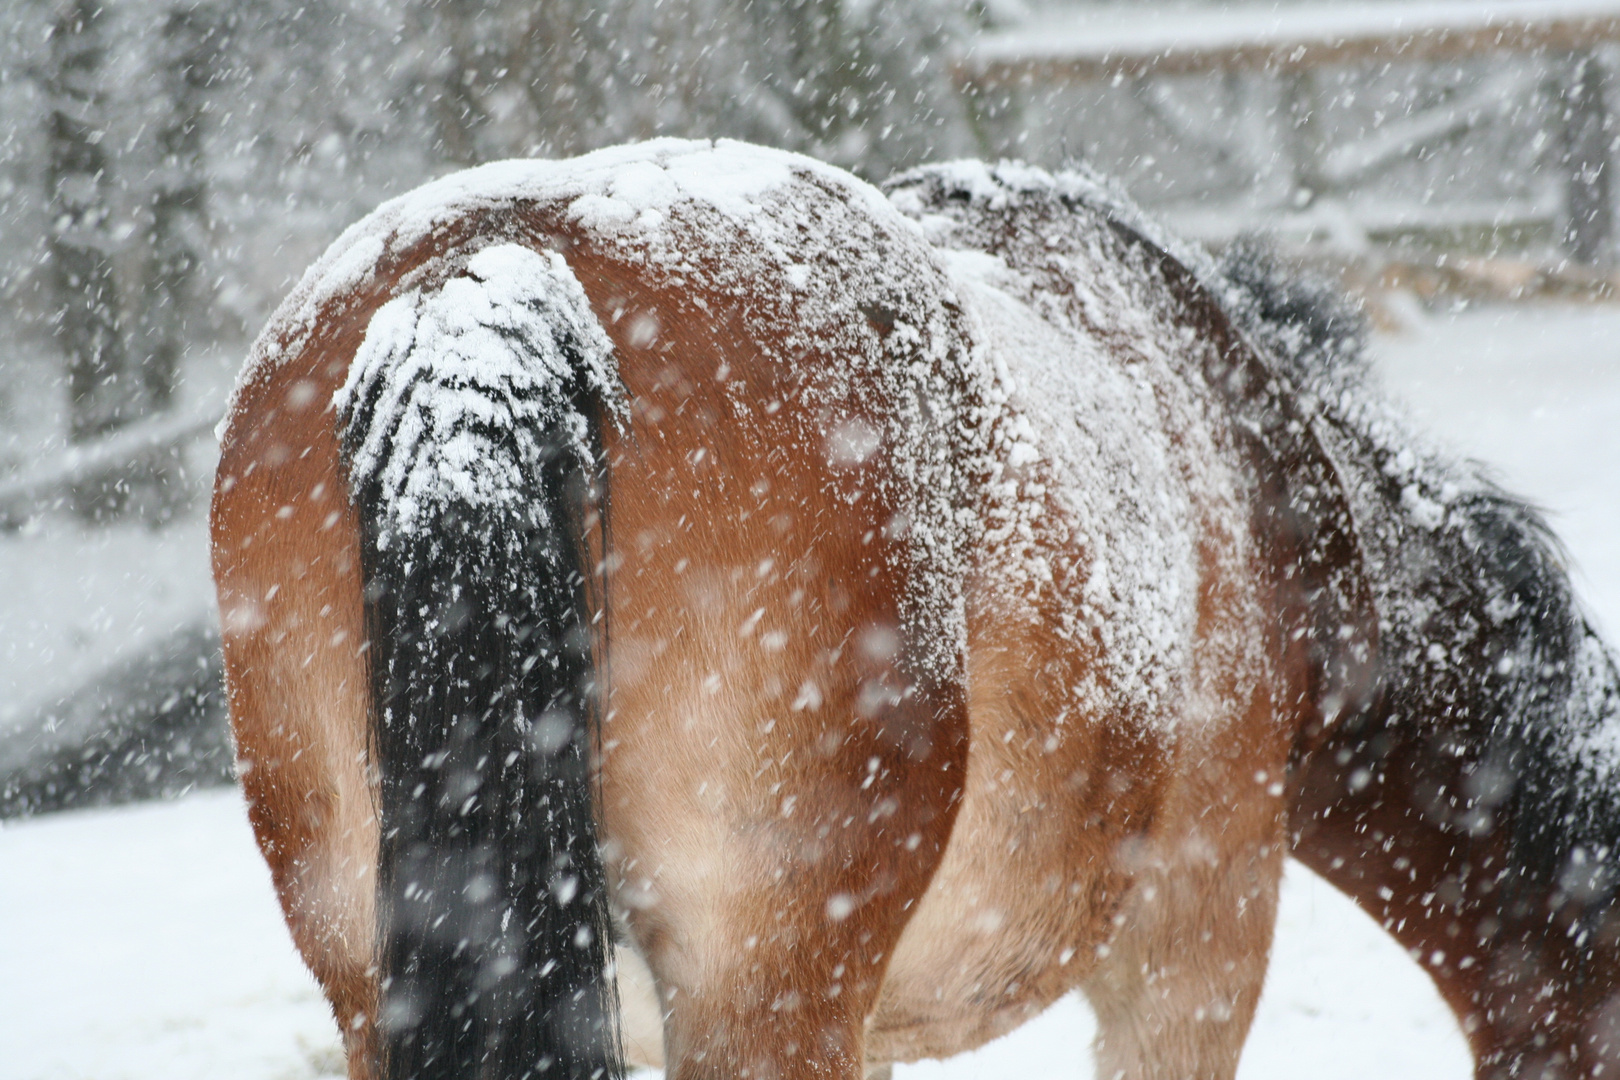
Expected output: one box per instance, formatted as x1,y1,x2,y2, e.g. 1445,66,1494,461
39,0,223,520
46,0,132,446
136,2,219,414
1559,50,1614,266
405,0,975,174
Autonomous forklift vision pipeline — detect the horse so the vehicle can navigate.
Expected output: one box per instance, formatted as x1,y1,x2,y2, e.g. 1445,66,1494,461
211,139,1620,1080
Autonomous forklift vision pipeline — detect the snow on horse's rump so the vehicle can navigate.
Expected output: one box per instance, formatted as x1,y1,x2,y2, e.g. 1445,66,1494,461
211,139,1620,1080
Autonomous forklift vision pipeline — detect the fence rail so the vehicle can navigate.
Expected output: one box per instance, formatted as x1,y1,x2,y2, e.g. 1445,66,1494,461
960,0,1620,86
0,403,220,522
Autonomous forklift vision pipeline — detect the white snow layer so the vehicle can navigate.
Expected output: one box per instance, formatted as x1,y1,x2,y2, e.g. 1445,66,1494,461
895,158,1272,737
0,792,342,1080
950,264,1244,730
972,0,1620,65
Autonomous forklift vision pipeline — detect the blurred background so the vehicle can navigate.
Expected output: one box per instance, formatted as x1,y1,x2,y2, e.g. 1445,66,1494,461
2,1,1619,1076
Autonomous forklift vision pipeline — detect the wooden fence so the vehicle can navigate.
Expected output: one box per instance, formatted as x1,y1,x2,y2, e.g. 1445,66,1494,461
957,0,1620,264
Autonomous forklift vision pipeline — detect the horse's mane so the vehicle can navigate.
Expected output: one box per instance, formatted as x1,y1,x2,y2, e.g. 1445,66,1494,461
1214,236,1370,394
889,159,1620,928
1218,241,1620,916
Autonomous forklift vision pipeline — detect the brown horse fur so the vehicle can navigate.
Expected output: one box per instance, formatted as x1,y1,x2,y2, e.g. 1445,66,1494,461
212,142,1620,1080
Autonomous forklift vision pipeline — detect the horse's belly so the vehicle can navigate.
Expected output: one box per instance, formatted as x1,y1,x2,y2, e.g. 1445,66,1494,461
865,756,1143,1062
864,605,1175,1063
866,830,1112,1063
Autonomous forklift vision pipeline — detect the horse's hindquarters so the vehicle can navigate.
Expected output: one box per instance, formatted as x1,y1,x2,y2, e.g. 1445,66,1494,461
216,144,991,1080
583,237,974,1080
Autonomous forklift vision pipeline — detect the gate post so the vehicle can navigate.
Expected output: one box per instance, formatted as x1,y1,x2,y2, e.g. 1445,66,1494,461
1560,49,1615,266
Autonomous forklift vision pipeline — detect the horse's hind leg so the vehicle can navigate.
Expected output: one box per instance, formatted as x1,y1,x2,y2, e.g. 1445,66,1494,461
606,642,969,1080
222,601,378,1077
213,387,379,1078
1082,730,1287,1080
601,505,970,1079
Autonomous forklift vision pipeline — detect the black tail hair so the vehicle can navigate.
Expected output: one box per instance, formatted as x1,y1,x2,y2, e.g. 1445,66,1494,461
338,249,623,1080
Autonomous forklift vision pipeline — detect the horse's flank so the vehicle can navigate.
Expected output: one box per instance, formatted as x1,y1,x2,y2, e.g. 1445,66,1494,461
1224,249,1620,1076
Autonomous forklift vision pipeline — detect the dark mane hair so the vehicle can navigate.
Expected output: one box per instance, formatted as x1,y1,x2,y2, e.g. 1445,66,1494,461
1217,238,1620,930
1214,235,1370,393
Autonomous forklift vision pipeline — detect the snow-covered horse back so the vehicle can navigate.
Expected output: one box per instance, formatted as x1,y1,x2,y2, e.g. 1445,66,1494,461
212,140,1620,1080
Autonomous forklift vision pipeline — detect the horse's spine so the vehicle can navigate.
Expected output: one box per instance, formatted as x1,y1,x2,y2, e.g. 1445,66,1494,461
336,243,623,1080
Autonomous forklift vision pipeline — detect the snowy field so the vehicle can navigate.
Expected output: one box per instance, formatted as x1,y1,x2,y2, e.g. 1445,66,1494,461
3,301,1618,1079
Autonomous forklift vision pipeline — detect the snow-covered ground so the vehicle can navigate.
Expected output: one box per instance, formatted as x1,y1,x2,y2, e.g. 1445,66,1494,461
3,301,1618,1079
0,791,1471,1080
0,791,343,1080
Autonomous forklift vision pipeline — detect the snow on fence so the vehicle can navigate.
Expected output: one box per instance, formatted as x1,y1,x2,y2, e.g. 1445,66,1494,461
958,0,1620,265
961,1,1620,83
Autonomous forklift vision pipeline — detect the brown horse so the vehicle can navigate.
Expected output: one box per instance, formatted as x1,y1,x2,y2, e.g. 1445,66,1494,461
211,140,1620,1080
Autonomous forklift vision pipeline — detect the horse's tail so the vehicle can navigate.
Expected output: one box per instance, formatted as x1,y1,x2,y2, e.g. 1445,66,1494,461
336,243,624,1080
